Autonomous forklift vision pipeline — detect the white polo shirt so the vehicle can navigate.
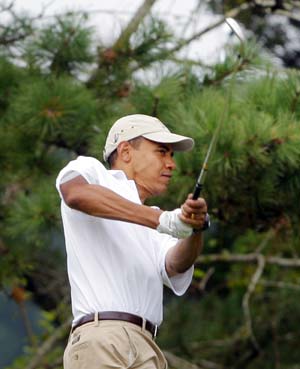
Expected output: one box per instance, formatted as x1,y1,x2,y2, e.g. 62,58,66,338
56,156,193,326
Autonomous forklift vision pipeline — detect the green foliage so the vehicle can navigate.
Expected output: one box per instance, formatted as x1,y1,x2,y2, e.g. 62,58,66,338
160,277,300,369
0,58,28,113
4,181,59,246
131,75,184,116
159,293,244,359
204,39,265,86
2,76,99,176
0,5,33,58
0,179,61,288
130,17,173,67
24,14,94,75
87,17,174,99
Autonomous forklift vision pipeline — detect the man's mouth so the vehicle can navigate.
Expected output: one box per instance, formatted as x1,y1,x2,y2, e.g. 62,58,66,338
161,173,172,180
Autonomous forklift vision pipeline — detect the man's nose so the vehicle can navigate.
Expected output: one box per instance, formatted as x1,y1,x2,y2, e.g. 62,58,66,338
166,155,176,170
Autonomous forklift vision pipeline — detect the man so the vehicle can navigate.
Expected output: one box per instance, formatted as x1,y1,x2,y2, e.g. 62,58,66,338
56,114,208,369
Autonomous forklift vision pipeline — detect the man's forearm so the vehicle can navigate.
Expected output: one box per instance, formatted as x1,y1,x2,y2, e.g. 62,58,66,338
61,177,162,229
165,232,204,277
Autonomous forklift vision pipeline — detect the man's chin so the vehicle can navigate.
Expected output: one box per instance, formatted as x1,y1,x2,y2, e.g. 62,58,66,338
154,185,168,196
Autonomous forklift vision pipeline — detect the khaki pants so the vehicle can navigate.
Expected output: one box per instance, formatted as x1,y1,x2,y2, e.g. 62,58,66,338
63,320,168,369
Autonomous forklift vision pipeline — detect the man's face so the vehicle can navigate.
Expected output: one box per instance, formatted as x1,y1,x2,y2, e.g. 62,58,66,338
130,138,176,200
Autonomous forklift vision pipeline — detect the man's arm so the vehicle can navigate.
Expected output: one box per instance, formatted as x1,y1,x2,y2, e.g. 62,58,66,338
165,195,207,277
60,175,162,229
165,233,203,277
61,175,207,273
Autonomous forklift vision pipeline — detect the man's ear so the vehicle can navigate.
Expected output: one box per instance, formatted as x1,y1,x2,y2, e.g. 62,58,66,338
117,141,132,163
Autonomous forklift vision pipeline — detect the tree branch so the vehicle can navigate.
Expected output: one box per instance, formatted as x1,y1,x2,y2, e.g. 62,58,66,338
113,0,157,50
163,351,203,369
195,267,215,292
196,253,300,268
260,279,300,290
25,317,71,369
242,254,265,352
164,350,224,369
167,2,253,55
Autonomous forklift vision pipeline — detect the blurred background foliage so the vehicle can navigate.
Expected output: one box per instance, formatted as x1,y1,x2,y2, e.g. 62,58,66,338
1,1,300,368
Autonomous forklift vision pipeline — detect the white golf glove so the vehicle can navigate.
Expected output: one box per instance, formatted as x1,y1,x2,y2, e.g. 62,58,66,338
157,208,193,239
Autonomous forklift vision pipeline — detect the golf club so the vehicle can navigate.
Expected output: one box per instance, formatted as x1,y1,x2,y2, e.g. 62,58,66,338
192,17,245,201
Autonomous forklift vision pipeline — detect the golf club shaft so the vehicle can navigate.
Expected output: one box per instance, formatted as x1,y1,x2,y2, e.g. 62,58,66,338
192,156,209,199
192,113,223,200
192,17,244,201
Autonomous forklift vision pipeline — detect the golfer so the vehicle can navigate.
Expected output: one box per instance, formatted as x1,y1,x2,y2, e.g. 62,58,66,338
56,114,208,369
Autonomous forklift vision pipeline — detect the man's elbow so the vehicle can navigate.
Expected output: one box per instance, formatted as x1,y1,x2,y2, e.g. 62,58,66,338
165,251,187,277
166,260,191,277
165,261,177,278
64,193,80,209
60,186,84,210
59,175,89,210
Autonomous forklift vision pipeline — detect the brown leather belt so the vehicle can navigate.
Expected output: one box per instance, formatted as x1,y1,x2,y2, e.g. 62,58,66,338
71,311,159,338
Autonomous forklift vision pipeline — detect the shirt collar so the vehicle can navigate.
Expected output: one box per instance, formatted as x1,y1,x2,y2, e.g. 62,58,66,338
109,169,128,180
109,170,139,200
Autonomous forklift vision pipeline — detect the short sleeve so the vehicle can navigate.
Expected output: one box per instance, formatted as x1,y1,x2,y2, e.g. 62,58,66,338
154,232,193,296
55,156,106,199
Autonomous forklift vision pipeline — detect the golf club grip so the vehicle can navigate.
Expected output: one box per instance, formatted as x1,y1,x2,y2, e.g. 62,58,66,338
192,183,202,199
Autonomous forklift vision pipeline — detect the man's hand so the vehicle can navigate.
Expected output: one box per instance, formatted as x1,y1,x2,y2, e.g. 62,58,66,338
157,209,193,239
156,194,208,239
164,195,208,276
179,194,208,231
